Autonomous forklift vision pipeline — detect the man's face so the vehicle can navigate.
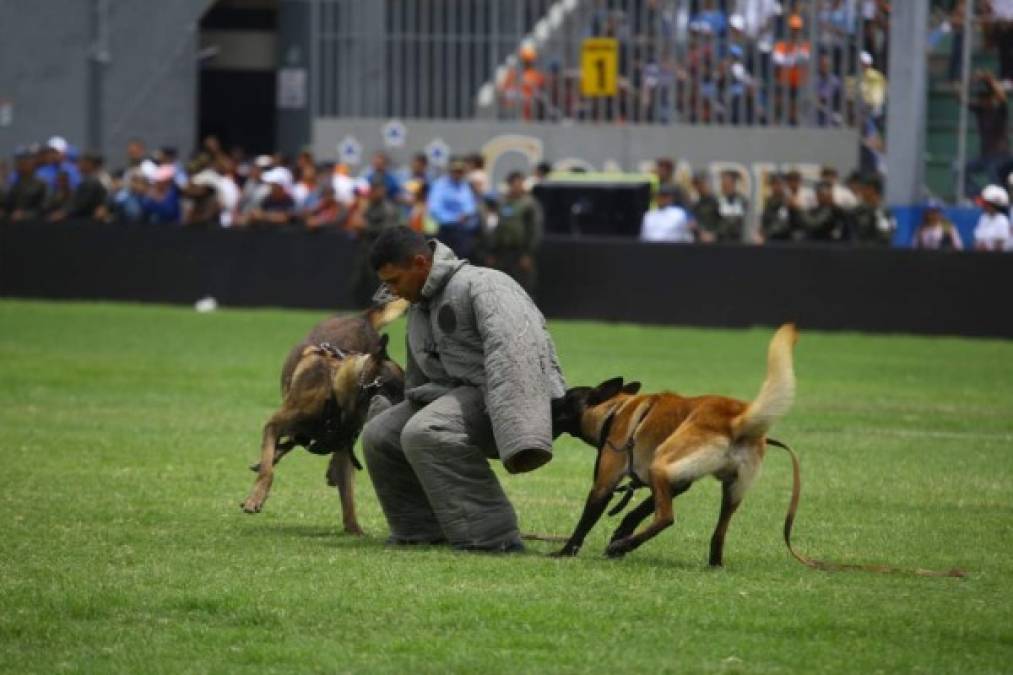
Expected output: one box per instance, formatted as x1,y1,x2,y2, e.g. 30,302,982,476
720,174,737,195
127,141,145,163
508,176,525,197
377,255,432,304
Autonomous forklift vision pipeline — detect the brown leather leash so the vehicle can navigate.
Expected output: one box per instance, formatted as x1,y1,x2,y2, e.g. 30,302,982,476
767,438,968,579
521,532,568,543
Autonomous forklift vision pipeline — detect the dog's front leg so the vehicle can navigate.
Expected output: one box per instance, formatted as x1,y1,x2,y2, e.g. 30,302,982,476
326,450,364,535
549,488,614,557
242,416,286,513
550,449,627,557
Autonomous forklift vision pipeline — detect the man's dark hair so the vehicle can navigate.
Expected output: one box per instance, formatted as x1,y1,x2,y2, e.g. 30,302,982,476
506,170,525,183
413,152,428,165
535,161,552,175
369,226,432,270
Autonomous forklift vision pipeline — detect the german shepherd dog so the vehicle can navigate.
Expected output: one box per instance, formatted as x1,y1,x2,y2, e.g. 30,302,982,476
550,324,798,565
241,300,408,534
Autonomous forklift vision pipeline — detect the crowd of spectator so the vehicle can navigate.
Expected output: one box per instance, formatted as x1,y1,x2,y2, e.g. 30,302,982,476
3,130,1010,256
641,153,1012,250
0,135,549,304
498,0,892,135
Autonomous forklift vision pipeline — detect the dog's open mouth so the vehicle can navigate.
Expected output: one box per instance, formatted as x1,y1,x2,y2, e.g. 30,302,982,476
372,283,399,305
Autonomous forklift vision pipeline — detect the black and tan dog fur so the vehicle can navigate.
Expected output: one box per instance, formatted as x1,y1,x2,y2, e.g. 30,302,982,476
550,324,798,565
241,300,408,534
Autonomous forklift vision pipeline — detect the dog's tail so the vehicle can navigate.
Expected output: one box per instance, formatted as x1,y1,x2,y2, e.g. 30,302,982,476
366,298,410,331
732,323,798,441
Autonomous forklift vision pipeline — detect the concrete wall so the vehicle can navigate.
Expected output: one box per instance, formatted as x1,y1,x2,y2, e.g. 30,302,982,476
0,0,211,168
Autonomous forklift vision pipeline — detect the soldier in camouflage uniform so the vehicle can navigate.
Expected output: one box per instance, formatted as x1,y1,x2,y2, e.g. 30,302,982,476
849,174,894,245
760,173,801,242
484,171,543,293
715,170,749,242
691,171,721,242
798,181,851,241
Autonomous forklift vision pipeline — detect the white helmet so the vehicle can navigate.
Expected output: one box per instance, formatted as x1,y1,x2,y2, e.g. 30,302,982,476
981,184,1009,208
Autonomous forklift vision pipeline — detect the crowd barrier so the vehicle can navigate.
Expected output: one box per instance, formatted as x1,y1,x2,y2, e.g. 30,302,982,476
2,221,1010,338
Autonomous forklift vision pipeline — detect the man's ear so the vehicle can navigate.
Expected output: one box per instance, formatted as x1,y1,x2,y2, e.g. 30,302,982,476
588,377,624,405
622,381,641,395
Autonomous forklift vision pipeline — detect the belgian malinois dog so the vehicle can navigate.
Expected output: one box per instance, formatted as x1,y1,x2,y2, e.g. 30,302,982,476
550,324,798,565
241,300,408,534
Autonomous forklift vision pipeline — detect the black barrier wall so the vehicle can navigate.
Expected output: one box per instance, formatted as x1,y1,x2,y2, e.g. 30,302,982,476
2,221,1012,338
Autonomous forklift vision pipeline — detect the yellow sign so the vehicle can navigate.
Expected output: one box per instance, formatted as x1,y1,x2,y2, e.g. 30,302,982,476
581,38,618,97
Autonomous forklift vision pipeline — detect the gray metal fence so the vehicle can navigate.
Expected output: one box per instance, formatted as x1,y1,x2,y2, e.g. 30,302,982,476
310,0,872,128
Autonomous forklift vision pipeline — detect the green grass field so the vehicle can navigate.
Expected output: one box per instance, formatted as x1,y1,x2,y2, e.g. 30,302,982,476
1,299,1012,674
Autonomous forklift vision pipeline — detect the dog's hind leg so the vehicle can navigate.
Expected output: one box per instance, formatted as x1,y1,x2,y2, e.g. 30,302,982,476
709,450,760,567
326,450,364,535
709,480,743,567
606,430,727,558
608,480,693,545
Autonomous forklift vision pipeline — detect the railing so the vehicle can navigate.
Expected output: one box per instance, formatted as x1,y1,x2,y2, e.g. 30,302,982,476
309,0,872,128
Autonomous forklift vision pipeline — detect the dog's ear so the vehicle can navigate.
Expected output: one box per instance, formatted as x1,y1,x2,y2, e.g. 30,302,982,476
588,377,624,405
622,381,641,395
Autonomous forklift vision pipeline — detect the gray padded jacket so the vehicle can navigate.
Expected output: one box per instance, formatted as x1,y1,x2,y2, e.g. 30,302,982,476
404,241,566,458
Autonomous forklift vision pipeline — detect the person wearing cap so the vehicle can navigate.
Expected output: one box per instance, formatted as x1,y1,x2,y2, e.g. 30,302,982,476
427,157,480,259
973,185,1011,251
35,136,81,193
772,14,811,124
641,183,697,243
246,167,296,226
146,164,182,224
361,226,566,552
3,149,47,222
485,170,543,292
499,43,546,121
913,203,963,250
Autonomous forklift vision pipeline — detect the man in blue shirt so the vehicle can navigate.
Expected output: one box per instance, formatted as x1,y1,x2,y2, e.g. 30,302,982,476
35,137,81,193
427,157,479,259
361,152,401,203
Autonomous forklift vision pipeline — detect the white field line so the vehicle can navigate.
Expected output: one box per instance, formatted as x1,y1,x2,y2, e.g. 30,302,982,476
799,427,1013,443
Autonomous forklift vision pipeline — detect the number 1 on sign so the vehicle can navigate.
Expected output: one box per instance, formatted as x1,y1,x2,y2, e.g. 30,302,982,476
581,38,618,97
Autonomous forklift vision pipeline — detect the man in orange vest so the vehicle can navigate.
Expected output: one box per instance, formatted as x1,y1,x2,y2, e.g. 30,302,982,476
500,45,546,121
772,14,811,124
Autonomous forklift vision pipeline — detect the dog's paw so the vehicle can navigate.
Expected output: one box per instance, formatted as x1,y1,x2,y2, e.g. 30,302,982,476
605,538,633,558
241,498,264,514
